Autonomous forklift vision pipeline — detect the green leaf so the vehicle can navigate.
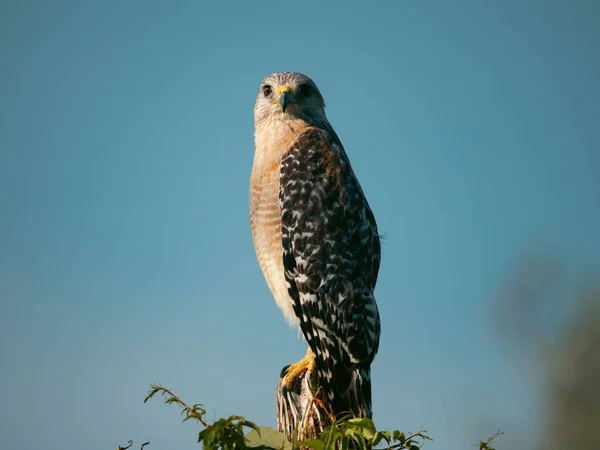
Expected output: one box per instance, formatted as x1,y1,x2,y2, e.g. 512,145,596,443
345,418,375,440
340,435,350,450
393,430,406,445
336,413,354,423
246,427,290,450
372,431,390,447
361,428,375,440
144,385,162,403
354,435,367,450
298,439,325,450
227,415,246,422
323,428,342,450
198,428,208,444
241,420,260,435
347,418,376,433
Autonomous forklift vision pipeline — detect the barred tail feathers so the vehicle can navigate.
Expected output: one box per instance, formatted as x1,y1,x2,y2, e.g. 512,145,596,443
314,357,373,419
297,291,378,420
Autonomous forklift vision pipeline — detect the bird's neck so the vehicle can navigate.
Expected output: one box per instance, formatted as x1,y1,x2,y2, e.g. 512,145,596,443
253,117,311,170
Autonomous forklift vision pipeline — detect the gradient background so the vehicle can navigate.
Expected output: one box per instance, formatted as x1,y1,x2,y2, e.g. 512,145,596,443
1,1,599,449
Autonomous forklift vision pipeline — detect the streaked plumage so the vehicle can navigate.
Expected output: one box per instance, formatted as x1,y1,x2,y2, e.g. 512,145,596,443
250,72,381,418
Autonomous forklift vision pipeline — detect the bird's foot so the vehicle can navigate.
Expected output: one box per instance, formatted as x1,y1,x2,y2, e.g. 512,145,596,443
283,347,316,389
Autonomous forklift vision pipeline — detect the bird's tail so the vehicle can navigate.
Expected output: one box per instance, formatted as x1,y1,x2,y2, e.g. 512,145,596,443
316,361,373,419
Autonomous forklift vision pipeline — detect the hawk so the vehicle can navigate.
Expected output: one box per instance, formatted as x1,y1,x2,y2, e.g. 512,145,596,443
250,72,381,419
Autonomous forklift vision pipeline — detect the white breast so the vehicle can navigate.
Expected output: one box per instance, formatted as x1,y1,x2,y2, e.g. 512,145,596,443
250,119,309,328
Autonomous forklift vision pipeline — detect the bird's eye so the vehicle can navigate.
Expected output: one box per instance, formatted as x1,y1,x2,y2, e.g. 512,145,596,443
299,84,313,96
262,85,272,96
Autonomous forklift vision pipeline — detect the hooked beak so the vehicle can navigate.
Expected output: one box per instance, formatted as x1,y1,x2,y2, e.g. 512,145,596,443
279,91,290,113
275,85,293,113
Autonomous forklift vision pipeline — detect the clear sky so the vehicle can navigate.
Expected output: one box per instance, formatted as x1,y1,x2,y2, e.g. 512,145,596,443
1,1,598,449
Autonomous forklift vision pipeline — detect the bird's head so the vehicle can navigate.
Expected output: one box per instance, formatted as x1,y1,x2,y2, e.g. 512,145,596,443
254,72,327,126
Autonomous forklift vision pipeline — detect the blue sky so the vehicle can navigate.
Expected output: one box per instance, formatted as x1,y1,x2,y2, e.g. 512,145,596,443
1,1,598,449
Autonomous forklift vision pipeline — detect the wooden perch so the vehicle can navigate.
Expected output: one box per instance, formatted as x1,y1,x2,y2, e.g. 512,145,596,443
276,365,332,441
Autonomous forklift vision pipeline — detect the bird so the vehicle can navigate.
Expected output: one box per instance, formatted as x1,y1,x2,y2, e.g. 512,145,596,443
250,72,381,419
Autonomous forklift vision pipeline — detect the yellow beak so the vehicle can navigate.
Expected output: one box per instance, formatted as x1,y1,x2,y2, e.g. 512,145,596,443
271,85,292,112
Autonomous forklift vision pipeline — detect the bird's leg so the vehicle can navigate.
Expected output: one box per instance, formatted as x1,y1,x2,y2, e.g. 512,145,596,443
283,347,316,389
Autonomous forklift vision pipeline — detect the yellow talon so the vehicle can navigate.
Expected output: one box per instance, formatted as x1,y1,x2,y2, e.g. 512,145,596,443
283,347,316,389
